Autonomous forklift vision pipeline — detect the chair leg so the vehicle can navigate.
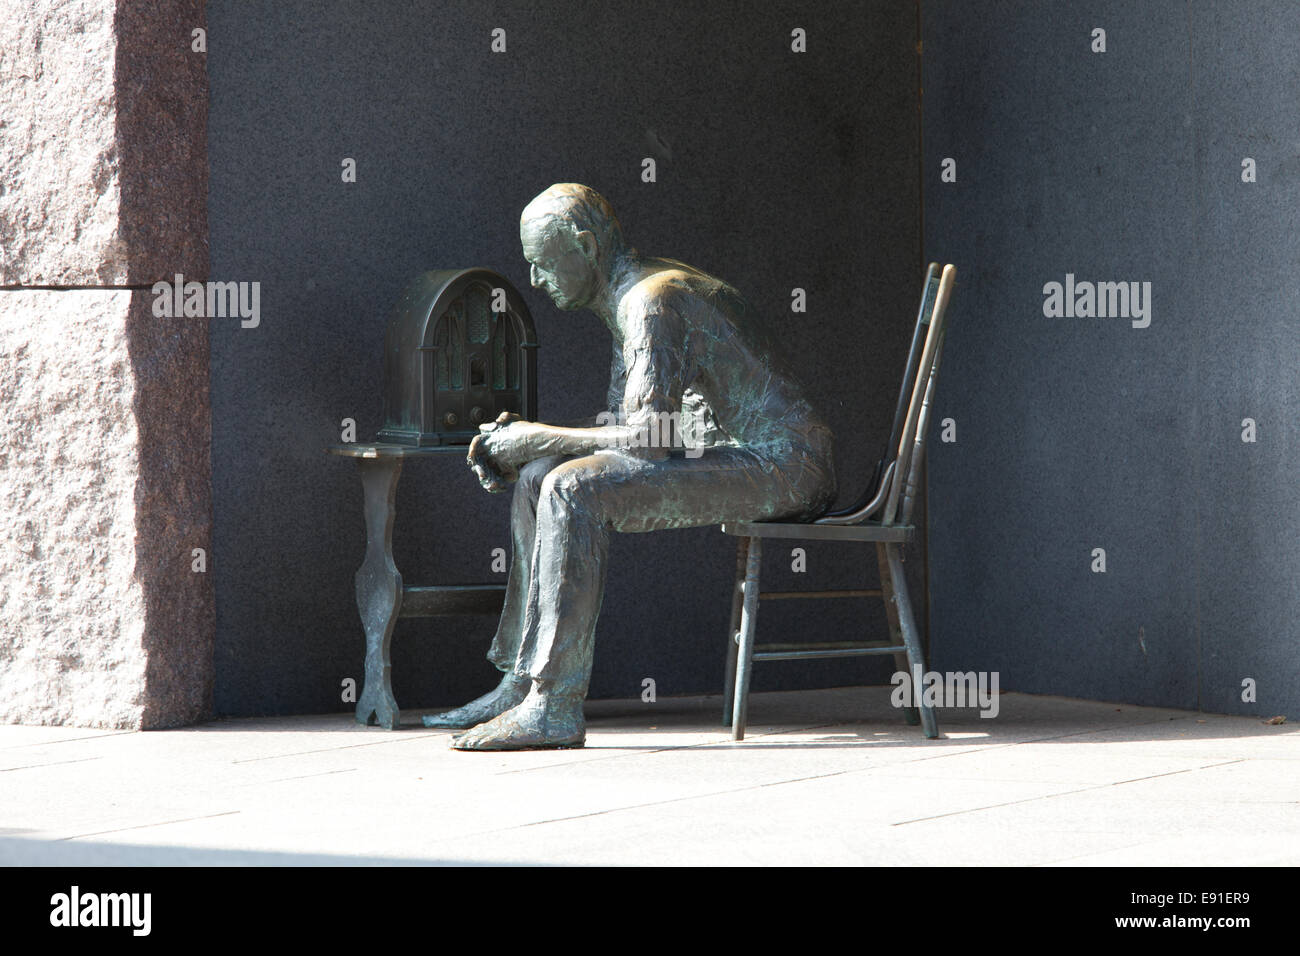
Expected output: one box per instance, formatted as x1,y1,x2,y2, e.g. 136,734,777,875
731,536,762,740
876,543,920,727
884,542,939,739
722,536,750,726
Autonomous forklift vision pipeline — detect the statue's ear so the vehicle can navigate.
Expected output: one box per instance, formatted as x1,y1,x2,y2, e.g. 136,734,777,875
575,229,598,262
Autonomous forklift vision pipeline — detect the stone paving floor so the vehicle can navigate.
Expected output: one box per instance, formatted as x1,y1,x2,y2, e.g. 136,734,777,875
1,687,1296,866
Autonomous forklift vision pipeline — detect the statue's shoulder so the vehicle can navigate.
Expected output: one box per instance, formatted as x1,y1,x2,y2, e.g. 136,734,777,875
616,268,698,347
621,259,729,314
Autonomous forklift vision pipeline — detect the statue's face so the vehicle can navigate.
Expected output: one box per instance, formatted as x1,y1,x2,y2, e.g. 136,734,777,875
520,215,597,311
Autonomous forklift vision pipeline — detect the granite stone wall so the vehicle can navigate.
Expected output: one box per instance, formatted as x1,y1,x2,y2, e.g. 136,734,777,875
0,0,212,728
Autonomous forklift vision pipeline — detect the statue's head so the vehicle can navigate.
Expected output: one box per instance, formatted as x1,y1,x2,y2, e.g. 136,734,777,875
520,184,625,310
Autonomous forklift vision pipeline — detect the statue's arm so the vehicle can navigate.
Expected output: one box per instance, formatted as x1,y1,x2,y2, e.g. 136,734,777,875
468,296,687,488
482,342,677,462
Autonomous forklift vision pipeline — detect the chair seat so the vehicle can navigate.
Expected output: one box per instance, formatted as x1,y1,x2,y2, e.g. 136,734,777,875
720,520,914,542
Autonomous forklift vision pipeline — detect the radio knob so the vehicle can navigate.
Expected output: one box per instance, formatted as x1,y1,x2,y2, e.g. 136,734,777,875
443,411,458,427
470,406,486,423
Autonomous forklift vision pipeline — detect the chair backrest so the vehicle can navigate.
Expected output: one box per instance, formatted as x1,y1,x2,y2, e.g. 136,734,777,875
817,263,954,526
883,263,956,526
883,265,942,486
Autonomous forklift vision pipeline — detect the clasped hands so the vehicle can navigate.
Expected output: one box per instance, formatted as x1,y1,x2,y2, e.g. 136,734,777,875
468,411,648,491
467,412,535,492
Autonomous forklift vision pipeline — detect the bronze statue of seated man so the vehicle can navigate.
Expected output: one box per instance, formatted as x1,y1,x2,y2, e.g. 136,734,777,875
426,183,836,750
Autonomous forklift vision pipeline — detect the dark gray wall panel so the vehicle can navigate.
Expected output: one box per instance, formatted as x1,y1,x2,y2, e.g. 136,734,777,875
207,1,921,716
923,0,1298,716
1188,0,1300,716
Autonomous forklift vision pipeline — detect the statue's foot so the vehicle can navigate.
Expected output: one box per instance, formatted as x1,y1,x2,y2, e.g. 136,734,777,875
422,673,529,729
450,689,585,751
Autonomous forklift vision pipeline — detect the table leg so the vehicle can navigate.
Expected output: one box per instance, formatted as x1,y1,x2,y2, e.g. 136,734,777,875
354,457,403,728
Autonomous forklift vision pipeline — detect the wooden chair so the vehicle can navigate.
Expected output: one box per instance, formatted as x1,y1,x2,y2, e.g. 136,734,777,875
720,263,957,740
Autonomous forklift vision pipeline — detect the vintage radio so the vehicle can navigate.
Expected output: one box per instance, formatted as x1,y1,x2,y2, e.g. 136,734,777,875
377,268,538,446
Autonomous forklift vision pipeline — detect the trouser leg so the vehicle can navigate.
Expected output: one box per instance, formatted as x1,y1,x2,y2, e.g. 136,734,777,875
485,455,569,671
515,446,828,698
511,462,611,698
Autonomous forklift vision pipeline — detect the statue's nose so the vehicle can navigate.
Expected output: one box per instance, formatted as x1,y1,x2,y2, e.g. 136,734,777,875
530,264,544,289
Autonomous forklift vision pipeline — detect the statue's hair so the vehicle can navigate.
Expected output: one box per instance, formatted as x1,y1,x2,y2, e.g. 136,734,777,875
522,184,624,252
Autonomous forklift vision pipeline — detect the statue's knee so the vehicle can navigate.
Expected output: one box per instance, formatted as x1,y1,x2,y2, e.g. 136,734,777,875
540,468,598,518
517,458,555,499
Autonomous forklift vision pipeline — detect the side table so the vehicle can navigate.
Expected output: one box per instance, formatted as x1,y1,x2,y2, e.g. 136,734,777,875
326,442,505,729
